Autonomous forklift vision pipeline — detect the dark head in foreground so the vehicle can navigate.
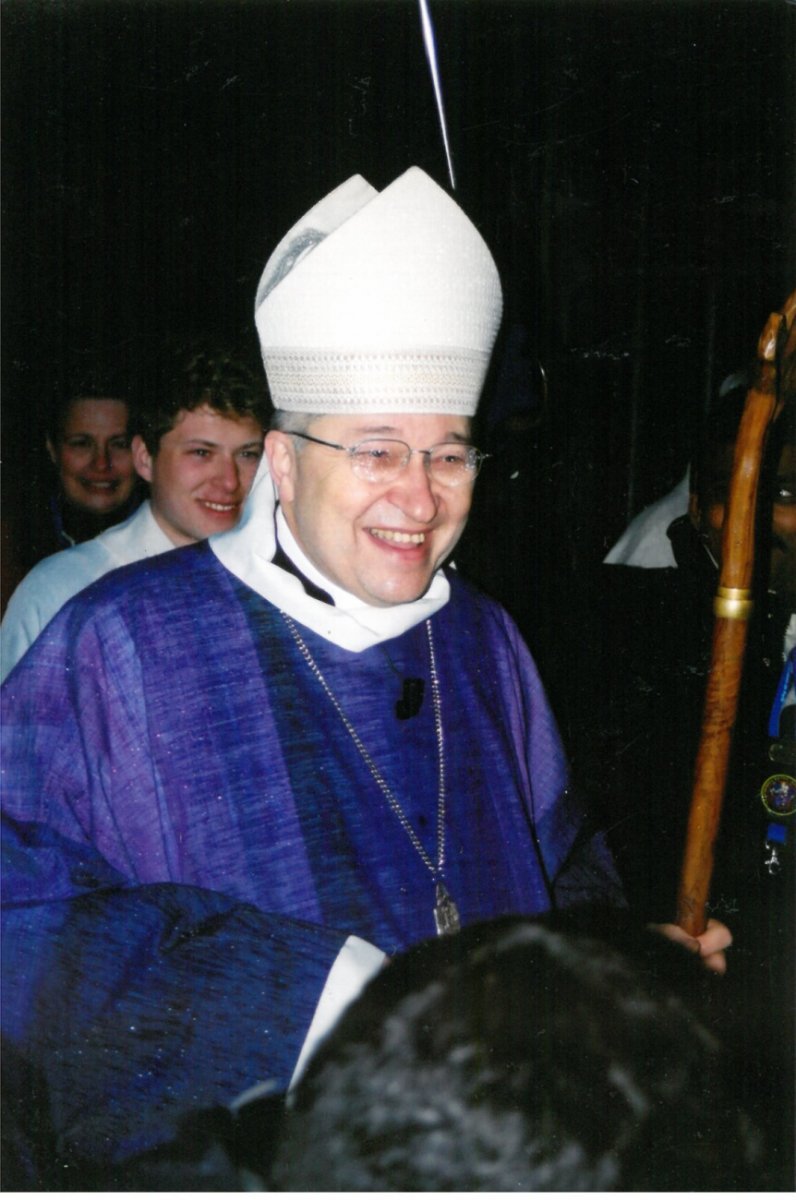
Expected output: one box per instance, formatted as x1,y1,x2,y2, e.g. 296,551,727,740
272,910,762,1191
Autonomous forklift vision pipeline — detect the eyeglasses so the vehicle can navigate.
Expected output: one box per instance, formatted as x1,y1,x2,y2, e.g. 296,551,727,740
288,432,489,487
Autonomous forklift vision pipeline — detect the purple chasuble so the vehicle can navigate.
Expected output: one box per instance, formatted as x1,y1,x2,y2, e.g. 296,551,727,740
1,542,621,1165
2,542,619,954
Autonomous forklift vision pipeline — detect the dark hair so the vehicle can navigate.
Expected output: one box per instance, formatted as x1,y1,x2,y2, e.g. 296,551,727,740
690,369,795,507
138,350,270,454
689,373,749,501
45,372,134,445
271,910,762,1191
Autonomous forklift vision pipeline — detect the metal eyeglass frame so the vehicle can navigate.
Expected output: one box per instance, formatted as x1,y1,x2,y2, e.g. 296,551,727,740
287,431,489,486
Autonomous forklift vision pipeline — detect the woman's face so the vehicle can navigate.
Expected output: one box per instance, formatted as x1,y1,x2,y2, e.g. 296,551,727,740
47,397,137,516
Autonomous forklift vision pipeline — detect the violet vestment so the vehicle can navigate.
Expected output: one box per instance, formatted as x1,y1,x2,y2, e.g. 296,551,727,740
2,541,620,1165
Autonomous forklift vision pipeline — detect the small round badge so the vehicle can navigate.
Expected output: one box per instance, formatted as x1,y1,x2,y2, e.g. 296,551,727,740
760,774,796,818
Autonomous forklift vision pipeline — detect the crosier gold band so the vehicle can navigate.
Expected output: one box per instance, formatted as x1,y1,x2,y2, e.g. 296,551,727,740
713,586,754,621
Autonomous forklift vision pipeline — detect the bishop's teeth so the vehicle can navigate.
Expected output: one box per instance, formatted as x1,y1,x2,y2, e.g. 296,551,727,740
371,528,425,545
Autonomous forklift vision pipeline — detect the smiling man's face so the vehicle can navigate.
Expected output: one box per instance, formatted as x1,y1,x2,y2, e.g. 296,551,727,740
266,413,476,606
133,404,264,545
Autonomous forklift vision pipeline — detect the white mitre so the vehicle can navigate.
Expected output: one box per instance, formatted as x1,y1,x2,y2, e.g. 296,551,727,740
255,166,503,414
212,167,503,649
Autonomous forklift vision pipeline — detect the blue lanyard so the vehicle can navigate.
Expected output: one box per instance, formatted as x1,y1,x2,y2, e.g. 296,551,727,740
768,647,796,738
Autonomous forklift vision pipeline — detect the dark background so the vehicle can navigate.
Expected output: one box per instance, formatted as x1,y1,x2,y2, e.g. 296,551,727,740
2,0,794,609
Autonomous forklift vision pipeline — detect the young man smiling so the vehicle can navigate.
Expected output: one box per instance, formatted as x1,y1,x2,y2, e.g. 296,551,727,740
2,168,729,1166
1,350,266,679
131,353,266,546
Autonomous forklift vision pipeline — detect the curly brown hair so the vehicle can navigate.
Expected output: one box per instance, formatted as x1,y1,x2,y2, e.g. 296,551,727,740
139,349,271,454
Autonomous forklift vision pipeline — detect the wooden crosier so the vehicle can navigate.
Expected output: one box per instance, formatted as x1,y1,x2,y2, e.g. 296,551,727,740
676,291,795,935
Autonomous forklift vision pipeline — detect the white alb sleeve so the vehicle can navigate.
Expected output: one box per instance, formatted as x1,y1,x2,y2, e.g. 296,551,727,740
288,934,387,1090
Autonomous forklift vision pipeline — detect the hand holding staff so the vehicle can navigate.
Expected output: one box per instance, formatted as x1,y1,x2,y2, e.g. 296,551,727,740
676,290,796,936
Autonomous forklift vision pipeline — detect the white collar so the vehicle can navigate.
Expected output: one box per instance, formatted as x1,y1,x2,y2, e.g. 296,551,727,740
209,456,449,651
91,499,175,558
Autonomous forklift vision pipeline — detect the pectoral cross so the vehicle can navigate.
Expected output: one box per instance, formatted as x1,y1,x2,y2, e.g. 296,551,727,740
434,881,460,936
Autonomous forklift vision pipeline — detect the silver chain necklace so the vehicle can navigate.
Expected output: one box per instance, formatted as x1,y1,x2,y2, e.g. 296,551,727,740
280,613,461,936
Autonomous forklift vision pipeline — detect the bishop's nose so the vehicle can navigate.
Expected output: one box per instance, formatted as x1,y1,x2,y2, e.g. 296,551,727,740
385,452,439,523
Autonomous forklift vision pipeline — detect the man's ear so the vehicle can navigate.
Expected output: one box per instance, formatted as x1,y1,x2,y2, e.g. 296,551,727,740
132,435,154,484
45,437,57,466
265,431,297,503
